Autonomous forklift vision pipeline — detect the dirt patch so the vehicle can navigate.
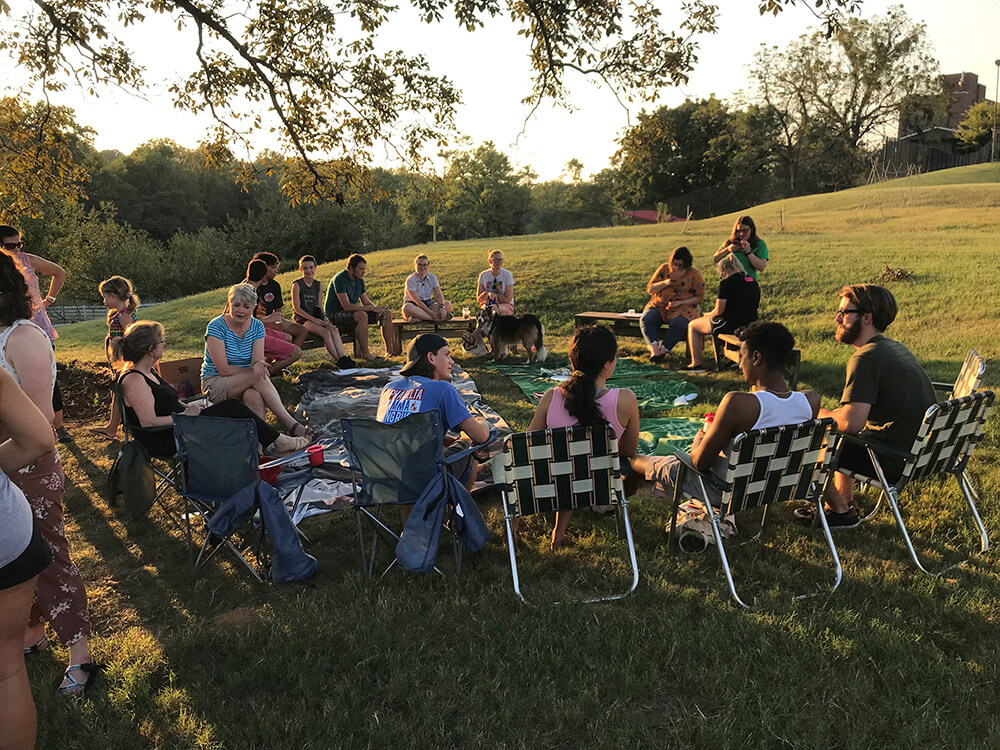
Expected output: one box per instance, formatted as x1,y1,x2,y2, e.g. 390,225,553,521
59,360,115,425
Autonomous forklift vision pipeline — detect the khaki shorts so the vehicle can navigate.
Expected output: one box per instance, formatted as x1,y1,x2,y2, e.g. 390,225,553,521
200,373,231,402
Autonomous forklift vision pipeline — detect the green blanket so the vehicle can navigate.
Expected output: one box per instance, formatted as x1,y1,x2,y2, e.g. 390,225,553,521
486,360,698,410
637,417,703,455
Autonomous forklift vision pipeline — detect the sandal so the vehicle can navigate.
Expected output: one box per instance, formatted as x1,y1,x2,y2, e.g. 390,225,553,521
24,636,48,656
59,662,101,698
291,423,319,441
276,435,311,455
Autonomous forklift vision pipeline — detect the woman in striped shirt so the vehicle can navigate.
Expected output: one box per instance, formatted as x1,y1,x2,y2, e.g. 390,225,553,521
201,284,316,439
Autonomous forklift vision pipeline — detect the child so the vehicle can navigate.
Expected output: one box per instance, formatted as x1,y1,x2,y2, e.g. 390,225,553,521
90,276,140,439
291,255,355,369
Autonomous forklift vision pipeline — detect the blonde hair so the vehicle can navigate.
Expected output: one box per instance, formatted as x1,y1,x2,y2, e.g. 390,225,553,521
487,249,503,262
717,256,743,277
99,275,140,313
112,320,164,364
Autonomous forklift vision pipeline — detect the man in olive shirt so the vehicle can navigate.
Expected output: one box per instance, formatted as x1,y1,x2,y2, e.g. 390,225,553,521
796,284,936,529
324,253,392,361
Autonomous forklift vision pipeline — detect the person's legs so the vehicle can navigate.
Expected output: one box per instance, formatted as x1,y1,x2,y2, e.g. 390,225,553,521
263,329,301,376
687,316,713,366
551,510,574,551
378,310,393,353
283,321,308,347
438,300,454,320
241,387,266,419
246,377,305,434
352,310,373,360
203,399,281,447
825,472,855,514
0,576,38,750
661,315,690,351
303,320,345,359
640,308,665,356
495,302,514,316
402,302,434,322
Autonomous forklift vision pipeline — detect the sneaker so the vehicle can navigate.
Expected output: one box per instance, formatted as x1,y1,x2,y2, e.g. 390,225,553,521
680,364,704,373
337,355,357,369
793,505,860,530
56,426,73,443
590,504,616,518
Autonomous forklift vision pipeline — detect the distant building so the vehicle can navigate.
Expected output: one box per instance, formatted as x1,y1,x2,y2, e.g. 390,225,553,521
898,71,988,141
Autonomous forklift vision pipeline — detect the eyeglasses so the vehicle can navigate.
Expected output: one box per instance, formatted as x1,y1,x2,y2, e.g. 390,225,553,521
2,241,24,250
835,307,861,320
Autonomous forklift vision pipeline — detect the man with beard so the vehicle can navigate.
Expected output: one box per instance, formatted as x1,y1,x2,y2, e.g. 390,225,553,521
794,284,936,529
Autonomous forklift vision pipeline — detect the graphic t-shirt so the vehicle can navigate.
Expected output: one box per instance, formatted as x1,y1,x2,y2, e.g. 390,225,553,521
477,268,514,304
257,279,283,315
376,376,471,431
325,269,366,315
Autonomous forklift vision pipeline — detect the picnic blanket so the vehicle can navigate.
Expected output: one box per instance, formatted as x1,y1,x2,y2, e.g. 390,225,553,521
284,365,510,509
637,417,703,455
485,360,699,409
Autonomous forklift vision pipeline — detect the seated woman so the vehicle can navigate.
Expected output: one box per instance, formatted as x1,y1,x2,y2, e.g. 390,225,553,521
201,284,316,440
683,255,760,372
640,246,705,362
712,214,768,281
476,249,514,315
527,325,639,550
117,321,311,457
633,322,818,507
402,254,454,321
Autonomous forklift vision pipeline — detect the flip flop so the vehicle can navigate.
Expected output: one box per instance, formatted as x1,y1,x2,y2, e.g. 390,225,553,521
58,662,101,698
291,423,319,441
88,428,118,441
24,636,48,656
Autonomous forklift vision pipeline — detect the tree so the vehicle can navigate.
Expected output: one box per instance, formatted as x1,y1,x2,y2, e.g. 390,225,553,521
956,100,998,153
749,5,941,194
2,0,861,208
438,142,531,239
0,97,91,221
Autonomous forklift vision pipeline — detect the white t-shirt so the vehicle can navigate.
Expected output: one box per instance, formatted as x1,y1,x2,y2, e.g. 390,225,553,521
478,268,514,305
404,272,440,304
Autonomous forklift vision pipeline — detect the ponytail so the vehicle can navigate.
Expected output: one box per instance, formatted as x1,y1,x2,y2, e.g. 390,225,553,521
558,325,618,427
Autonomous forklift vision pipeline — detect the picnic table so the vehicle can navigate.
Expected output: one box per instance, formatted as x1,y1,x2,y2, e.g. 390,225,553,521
574,311,645,339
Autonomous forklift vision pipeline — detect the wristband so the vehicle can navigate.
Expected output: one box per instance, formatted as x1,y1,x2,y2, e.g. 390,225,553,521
45,295,56,303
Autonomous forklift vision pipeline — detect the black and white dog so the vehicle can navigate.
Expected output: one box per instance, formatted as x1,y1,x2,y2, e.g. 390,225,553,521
476,306,548,363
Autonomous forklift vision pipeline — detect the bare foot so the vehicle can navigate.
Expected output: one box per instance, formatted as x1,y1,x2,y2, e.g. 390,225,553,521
550,530,569,551
89,426,118,440
363,353,377,362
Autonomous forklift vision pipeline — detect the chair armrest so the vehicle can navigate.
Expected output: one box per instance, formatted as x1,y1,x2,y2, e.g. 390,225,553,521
672,449,727,494
445,427,500,466
931,380,952,391
836,432,914,463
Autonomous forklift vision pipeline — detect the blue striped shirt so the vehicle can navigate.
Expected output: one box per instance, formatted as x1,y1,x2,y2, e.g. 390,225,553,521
201,316,265,378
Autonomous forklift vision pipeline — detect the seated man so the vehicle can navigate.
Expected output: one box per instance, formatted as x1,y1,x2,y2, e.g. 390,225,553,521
794,284,936,529
376,334,490,522
324,253,393,362
243,259,301,376
632,321,819,507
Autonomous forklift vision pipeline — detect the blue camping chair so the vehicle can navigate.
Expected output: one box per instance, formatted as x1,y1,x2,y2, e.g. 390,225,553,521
341,410,493,578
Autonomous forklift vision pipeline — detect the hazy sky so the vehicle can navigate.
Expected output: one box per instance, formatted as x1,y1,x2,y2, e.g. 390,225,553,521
6,0,999,180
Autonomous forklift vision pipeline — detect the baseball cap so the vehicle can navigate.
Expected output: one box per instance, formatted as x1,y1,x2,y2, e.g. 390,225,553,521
399,333,448,376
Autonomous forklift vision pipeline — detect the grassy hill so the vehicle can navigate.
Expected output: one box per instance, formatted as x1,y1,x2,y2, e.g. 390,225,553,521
38,163,1000,748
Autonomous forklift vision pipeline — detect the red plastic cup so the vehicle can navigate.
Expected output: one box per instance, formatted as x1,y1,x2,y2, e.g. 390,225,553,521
258,464,282,485
307,444,324,467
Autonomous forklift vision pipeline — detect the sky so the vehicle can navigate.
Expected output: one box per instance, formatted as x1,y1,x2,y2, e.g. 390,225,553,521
4,0,999,181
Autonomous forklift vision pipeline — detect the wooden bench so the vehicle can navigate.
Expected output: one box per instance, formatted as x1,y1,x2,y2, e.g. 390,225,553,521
574,311,645,339
713,333,802,389
302,328,361,357
387,317,476,356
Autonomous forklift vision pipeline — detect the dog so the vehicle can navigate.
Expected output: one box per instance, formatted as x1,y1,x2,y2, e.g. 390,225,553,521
461,319,490,357
476,306,547,363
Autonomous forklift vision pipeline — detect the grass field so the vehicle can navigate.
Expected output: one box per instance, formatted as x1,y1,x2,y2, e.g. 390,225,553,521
35,163,1000,748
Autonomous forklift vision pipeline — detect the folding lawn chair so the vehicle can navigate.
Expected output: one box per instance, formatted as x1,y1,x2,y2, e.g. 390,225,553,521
494,423,639,605
932,349,985,399
341,410,491,578
669,418,840,609
836,391,994,576
107,380,182,523
172,414,268,582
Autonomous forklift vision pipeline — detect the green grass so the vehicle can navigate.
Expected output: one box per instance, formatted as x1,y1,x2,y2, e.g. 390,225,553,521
40,163,1000,747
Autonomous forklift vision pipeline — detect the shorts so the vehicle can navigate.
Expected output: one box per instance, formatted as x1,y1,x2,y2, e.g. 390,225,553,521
0,521,52,590
444,436,475,484
836,438,903,485
293,306,325,325
331,309,380,326
711,316,741,336
644,453,724,508
264,327,297,359
201,373,231,402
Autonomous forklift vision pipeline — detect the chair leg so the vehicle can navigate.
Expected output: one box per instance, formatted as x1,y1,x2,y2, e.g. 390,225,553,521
668,469,683,553
798,495,843,600
502,495,528,605
959,470,989,554
699,476,750,609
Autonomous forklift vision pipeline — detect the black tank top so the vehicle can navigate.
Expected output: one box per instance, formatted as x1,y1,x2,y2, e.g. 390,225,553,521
119,370,184,457
293,278,323,323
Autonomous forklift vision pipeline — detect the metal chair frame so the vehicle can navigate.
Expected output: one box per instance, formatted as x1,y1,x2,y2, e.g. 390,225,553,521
932,349,985,400
495,423,639,605
669,418,841,609
837,391,994,577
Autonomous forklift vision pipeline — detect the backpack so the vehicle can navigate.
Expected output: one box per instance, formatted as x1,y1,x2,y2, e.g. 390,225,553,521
108,440,157,519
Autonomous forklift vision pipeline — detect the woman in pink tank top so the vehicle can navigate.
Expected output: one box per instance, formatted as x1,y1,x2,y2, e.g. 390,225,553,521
528,325,639,550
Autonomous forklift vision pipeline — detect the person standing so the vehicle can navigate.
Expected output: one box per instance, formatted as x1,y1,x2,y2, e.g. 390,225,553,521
712,215,768,281
0,225,70,442
794,284,936,529
324,254,393,362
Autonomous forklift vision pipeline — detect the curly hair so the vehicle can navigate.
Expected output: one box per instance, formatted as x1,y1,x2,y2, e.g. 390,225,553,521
559,324,617,427
0,251,35,325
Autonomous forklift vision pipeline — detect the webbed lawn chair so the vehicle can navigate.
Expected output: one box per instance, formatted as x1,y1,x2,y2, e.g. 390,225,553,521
494,423,639,605
932,349,985,399
341,410,491,578
669,418,840,609
836,391,994,576
107,380,181,523
172,414,267,581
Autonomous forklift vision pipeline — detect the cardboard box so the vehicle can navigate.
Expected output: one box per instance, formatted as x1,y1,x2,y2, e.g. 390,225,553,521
158,357,203,398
